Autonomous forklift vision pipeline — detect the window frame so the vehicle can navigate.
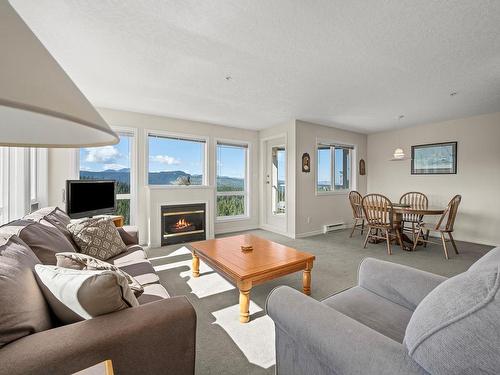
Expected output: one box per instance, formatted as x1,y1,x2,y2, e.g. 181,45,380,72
215,139,250,221
315,139,356,196
145,129,209,188
76,126,137,225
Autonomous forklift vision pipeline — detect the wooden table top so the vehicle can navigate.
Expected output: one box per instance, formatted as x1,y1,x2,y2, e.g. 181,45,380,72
190,234,315,281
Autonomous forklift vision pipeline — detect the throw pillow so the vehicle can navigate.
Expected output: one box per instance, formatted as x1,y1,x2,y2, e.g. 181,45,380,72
24,206,78,251
34,264,139,324
0,219,76,265
67,217,127,260
0,235,52,347
55,252,144,297
404,261,500,374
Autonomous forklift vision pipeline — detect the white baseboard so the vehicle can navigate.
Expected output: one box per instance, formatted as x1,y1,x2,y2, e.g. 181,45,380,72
260,224,295,239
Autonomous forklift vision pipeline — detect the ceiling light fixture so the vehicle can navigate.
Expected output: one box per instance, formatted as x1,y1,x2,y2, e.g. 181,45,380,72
225,75,232,81
450,91,458,96
391,115,407,161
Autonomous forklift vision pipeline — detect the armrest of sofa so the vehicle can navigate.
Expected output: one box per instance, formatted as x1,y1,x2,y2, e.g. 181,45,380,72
267,286,425,375
358,258,447,311
0,297,196,375
117,225,139,245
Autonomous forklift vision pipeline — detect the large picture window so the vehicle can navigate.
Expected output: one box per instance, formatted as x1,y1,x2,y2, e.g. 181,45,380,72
79,130,135,224
317,143,353,193
148,134,206,186
216,142,248,218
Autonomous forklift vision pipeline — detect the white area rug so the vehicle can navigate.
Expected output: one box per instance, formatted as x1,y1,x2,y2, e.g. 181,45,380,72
152,246,276,369
212,302,276,369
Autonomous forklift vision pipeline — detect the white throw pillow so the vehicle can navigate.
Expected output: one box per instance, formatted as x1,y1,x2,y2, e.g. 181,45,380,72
34,264,138,324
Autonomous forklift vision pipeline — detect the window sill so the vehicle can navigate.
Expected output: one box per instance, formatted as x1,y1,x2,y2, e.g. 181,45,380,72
315,190,350,196
216,215,250,223
147,184,212,190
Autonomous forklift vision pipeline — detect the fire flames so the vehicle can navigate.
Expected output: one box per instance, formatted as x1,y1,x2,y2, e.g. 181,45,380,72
173,218,191,230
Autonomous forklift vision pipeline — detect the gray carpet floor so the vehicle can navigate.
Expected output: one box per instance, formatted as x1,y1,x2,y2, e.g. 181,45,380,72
146,229,493,375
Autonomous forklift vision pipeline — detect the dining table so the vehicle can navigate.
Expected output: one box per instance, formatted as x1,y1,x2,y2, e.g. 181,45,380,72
391,204,445,251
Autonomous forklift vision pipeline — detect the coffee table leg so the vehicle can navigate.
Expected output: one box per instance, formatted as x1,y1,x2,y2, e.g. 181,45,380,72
238,280,252,323
303,261,313,295
192,253,200,278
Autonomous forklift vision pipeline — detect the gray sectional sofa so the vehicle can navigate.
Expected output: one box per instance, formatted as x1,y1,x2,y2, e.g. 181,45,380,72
267,248,500,375
0,207,196,375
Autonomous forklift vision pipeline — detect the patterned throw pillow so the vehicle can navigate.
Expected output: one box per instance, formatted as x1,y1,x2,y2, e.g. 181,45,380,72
67,217,127,260
55,252,144,297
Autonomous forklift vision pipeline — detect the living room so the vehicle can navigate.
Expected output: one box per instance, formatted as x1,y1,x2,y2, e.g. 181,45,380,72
1,1,499,374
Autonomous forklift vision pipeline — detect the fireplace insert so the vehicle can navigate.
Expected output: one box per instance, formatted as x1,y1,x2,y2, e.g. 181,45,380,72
161,203,206,246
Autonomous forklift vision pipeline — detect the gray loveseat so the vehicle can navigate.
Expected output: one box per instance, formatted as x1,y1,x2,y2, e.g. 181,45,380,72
0,207,196,375
267,248,500,374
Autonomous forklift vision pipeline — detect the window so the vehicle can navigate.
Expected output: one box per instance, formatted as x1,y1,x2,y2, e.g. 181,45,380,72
79,131,135,224
148,134,206,186
272,147,286,214
317,143,353,193
216,142,248,218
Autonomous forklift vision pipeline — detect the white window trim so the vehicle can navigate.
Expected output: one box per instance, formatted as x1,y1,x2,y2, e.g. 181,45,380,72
214,138,250,222
315,138,357,196
0,148,9,224
145,129,209,188
74,126,138,225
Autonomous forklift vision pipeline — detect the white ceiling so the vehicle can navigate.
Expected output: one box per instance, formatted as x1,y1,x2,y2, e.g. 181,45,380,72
10,0,500,133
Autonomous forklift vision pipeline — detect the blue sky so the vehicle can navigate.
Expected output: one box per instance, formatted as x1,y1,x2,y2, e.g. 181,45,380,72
217,145,246,178
317,148,346,185
80,135,247,178
80,135,131,171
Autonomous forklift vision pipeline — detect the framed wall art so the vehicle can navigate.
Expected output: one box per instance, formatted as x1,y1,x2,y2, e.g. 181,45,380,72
411,142,457,175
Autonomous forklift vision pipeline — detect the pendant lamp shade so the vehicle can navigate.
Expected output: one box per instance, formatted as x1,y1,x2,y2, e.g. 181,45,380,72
0,1,118,147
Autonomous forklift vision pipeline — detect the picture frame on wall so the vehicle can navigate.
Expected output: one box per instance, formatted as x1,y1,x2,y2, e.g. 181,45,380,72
411,142,457,175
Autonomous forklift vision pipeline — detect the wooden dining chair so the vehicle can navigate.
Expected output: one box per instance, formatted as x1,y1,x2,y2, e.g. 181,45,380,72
361,194,401,255
348,191,365,237
413,195,462,259
399,192,428,242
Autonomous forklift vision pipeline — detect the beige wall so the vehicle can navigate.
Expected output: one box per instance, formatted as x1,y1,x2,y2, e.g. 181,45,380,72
295,120,368,236
367,112,500,246
48,108,260,245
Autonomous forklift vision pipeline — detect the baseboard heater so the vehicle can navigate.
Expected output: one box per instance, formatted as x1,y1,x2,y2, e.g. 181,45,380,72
323,222,345,233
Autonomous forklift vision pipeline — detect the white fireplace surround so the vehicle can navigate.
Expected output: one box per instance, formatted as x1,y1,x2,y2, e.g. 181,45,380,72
146,186,215,248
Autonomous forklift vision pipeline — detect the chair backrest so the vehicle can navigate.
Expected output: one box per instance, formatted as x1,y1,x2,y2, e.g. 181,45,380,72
362,194,393,227
399,192,428,222
435,195,461,231
348,191,363,219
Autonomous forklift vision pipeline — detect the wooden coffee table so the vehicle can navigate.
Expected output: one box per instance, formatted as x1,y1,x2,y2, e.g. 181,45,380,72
190,234,315,323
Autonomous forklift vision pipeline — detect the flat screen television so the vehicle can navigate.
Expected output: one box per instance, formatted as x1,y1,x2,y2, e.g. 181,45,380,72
66,180,116,219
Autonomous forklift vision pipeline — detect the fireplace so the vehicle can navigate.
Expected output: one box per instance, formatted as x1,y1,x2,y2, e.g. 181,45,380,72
161,203,206,246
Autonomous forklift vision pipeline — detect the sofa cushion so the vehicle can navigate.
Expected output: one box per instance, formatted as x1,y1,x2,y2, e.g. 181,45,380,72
0,236,52,348
109,245,147,266
67,217,127,260
34,264,139,324
117,259,160,286
323,286,413,343
55,252,144,297
117,226,139,246
138,283,170,305
404,259,500,374
468,246,500,272
0,220,76,265
23,207,78,251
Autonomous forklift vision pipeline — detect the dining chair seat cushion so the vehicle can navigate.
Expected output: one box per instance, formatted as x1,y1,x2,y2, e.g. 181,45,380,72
404,248,500,374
